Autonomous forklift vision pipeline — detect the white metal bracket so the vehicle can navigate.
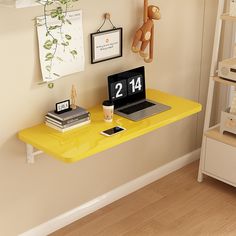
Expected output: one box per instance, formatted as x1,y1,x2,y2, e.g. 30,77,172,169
26,144,43,164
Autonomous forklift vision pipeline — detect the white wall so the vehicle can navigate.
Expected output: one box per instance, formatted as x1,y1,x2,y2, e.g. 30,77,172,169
0,0,216,235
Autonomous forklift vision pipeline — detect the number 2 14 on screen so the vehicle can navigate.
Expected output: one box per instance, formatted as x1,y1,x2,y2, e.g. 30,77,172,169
111,76,143,100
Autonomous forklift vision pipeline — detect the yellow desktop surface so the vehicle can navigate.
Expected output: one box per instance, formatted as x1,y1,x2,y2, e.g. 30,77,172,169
18,89,202,163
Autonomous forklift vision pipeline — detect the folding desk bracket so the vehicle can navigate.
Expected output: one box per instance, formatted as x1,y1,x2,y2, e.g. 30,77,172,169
26,144,43,164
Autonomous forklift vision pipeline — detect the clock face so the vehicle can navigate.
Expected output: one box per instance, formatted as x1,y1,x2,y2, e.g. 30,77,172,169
110,75,144,101
110,79,127,100
128,75,144,95
55,99,71,114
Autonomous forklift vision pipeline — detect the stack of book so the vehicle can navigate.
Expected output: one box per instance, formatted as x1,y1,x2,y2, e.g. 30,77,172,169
45,107,90,132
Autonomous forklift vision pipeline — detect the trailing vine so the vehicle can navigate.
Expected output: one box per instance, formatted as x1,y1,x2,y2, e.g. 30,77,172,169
36,0,79,87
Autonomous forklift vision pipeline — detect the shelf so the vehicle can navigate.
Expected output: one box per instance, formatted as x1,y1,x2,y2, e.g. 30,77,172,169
18,89,202,163
205,125,236,148
221,13,236,21
212,76,236,86
198,1,236,186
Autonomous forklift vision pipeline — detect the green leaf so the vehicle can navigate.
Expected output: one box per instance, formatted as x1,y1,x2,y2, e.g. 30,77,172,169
57,7,63,14
66,19,72,25
50,11,58,18
56,57,63,62
53,39,58,44
45,53,53,59
58,15,65,21
45,53,53,61
43,40,53,50
49,25,60,30
46,65,51,72
65,34,72,40
45,39,52,44
48,26,55,30
61,42,69,46
43,44,52,50
70,50,78,58
59,0,68,4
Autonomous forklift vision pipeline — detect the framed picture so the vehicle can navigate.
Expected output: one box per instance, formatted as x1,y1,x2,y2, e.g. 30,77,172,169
55,100,71,114
91,28,123,64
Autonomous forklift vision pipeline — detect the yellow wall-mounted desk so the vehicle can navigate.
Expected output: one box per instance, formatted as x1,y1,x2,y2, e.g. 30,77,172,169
18,89,202,163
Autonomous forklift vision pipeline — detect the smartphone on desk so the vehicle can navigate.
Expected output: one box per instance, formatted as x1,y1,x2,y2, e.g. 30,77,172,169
100,126,126,137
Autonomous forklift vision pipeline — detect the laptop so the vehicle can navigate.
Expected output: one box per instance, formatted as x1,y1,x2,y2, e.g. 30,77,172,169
108,66,171,121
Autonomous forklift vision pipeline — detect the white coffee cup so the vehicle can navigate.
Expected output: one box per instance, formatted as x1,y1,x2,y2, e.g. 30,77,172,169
103,100,114,122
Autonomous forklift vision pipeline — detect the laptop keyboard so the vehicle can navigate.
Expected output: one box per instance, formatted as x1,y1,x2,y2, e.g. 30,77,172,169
118,101,156,115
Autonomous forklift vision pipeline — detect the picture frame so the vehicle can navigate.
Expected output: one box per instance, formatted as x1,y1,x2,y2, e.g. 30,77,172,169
91,28,123,64
55,100,71,114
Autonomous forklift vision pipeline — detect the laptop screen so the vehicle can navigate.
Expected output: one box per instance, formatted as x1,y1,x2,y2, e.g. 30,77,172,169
108,66,146,108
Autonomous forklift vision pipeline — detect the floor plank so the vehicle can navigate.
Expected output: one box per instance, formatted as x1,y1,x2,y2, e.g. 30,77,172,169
51,161,236,236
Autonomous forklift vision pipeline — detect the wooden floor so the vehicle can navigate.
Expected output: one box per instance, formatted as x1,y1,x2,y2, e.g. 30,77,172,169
51,162,236,236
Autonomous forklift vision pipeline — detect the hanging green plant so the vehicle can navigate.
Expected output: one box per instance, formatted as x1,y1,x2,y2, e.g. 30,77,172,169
36,0,79,88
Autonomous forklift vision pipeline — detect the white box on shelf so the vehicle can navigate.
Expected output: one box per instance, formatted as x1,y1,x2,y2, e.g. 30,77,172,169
204,138,236,186
230,0,236,16
220,108,236,135
218,57,236,81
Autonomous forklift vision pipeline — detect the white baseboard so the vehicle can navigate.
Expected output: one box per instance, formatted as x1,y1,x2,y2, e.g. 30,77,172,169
19,148,200,236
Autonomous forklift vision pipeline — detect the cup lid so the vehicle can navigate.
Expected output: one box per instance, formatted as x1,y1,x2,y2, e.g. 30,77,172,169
103,100,113,106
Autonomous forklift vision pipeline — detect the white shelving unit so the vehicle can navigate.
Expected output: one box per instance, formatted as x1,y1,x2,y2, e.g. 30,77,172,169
198,0,236,187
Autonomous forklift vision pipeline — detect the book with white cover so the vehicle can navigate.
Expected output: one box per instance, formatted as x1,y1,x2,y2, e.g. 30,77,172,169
46,117,90,129
45,119,90,132
45,112,90,125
